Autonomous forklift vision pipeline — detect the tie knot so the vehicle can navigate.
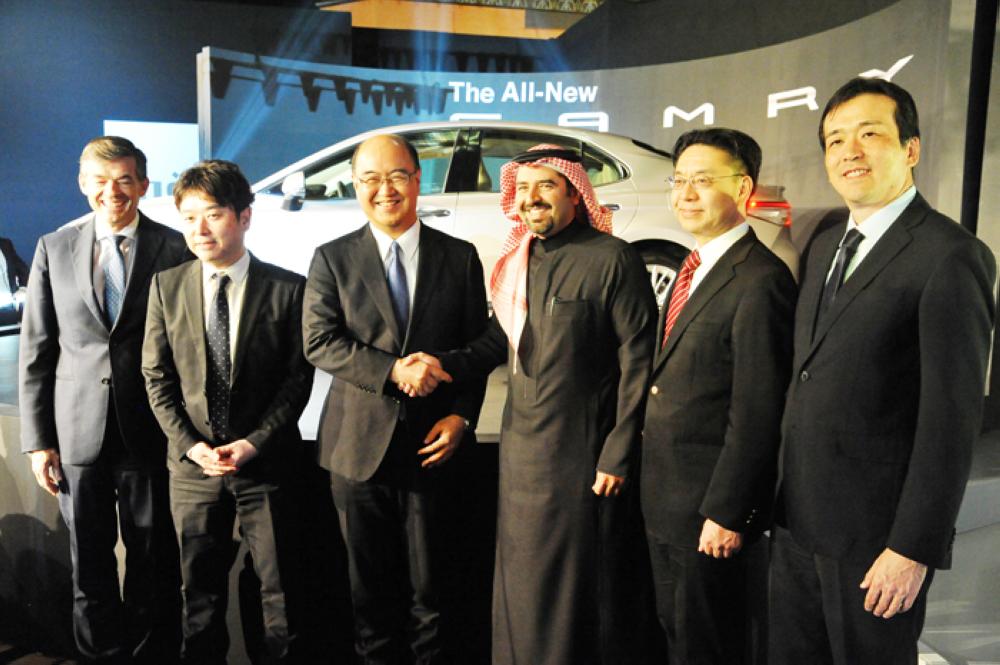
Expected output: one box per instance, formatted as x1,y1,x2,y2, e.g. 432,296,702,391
683,249,702,271
215,273,231,290
842,229,864,252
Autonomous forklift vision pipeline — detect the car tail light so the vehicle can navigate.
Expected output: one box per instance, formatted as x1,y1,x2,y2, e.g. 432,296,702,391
749,198,792,227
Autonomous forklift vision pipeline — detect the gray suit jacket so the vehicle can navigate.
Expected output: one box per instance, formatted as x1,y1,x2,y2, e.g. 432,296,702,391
19,213,189,465
142,255,314,476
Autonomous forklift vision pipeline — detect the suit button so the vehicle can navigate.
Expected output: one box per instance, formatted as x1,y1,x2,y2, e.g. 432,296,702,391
800,370,810,382
101,377,111,385
650,386,659,395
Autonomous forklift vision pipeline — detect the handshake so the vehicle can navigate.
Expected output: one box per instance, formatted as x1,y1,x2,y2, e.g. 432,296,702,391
391,351,451,397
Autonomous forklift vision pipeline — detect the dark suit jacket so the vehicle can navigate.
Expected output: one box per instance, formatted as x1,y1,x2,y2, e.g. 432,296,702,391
302,223,488,482
142,255,314,476
777,193,996,569
641,229,796,545
19,213,190,466
1,237,29,291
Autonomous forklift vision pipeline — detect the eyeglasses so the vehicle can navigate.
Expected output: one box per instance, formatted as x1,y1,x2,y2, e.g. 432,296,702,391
667,173,745,191
356,171,415,189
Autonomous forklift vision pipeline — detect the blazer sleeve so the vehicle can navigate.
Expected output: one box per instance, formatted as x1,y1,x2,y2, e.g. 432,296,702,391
18,237,60,453
302,246,399,395
141,272,201,457
596,245,657,478
888,238,996,565
243,277,314,453
700,262,797,532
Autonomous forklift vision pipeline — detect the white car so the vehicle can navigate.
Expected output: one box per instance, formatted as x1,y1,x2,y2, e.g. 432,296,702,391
140,121,799,440
142,120,797,308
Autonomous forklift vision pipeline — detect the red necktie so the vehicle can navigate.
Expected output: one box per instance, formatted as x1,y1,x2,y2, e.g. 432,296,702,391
661,249,701,348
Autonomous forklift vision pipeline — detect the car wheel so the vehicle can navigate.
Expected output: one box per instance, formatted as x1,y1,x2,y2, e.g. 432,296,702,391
638,244,687,310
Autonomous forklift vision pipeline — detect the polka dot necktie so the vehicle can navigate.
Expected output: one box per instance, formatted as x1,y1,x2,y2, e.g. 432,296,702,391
206,274,231,442
103,235,126,327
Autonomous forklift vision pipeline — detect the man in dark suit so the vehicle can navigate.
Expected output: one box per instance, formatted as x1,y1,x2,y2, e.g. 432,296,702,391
302,133,488,665
142,160,313,664
770,77,997,665
641,128,796,664
19,136,187,664
1,236,29,293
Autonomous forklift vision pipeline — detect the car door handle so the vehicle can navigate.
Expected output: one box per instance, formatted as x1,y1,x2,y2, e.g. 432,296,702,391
603,203,621,211
418,208,451,217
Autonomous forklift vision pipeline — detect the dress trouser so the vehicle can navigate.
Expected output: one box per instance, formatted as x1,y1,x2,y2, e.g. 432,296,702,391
332,423,443,665
645,532,752,665
169,466,296,665
768,525,932,665
57,402,180,664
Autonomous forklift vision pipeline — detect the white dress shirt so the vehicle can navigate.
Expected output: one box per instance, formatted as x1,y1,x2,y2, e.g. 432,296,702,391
830,186,917,283
201,250,251,361
93,213,139,308
370,220,421,310
690,221,750,295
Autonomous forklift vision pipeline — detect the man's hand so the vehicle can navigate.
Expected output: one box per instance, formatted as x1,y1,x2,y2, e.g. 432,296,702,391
592,471,625,497
698,518,743,559
392,352,451,397
29,449,63,496
418,415,467,468
860,548,928,619
212,439,259,476
186,441,241,477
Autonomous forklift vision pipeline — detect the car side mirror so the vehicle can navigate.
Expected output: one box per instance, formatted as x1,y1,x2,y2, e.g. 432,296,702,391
281,172,306,211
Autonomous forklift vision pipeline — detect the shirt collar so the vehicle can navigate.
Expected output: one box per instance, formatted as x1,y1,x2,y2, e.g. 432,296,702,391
695,221,749,266
201,250,251,288
370,220,421,262
94,213,140,241
845,186,917,245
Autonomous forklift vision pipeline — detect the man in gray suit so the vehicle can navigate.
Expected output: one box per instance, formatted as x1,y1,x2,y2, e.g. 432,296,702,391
19,136,188,663
143,160,312,664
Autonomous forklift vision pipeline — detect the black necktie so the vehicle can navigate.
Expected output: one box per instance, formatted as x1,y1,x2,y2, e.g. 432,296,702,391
817,228,864,324
387,241,409,337
207,274,231,442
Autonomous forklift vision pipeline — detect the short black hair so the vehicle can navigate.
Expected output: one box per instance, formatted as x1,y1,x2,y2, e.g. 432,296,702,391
80,136,148,181
671,128,762,194
818,77,920,150
173,160,255,214
351,133,421,173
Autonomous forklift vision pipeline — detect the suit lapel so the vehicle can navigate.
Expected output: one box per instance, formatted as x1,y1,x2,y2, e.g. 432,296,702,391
405,226,444,351
799,223,843,350
352,226,404,350
121,214,164,328
179,261,208,389
232,256,266,384
806,199,923,356
655,232,753,372
71,216,106,327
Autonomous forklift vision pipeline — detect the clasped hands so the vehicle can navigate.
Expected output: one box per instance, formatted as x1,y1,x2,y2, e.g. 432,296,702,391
392,351,451,397
187,439,258,476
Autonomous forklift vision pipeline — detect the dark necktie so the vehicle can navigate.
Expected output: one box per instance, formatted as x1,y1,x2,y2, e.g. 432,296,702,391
104,235,126,326
207,274,231,442
661,249,702,348
818,229,864,321
387,241,410,336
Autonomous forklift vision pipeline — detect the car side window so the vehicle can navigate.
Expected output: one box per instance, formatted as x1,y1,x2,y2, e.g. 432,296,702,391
582,144,626,186
473,130,580,193
265,130,459,201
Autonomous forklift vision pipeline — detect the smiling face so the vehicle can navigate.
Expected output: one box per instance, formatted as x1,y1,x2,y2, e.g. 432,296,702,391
352,135,421,238
179,191,250,269
670,144,751,246
78,157,149,231
515,164,580,238
822,93,920,223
